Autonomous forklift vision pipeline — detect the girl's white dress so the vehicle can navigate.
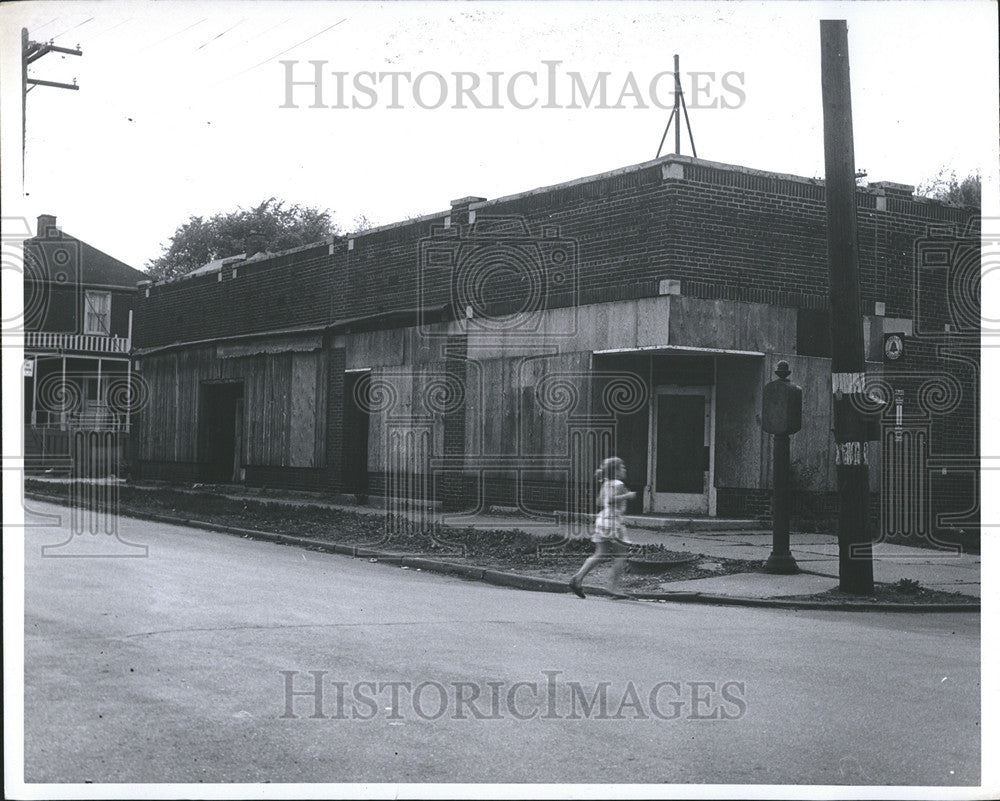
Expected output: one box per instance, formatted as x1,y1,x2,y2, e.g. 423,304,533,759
592,479,632,544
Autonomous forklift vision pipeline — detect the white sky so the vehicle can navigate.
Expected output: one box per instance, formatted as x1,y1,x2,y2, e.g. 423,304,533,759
0,0,997,269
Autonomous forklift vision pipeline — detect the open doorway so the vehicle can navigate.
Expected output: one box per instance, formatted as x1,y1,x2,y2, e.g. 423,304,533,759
649,384,713,514
199,382,244,483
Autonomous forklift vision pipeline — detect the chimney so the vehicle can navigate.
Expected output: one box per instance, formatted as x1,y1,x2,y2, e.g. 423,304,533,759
37,214,58,238
450,196,486,226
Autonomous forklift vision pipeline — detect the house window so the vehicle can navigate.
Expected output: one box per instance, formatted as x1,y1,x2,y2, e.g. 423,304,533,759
84,291,111,335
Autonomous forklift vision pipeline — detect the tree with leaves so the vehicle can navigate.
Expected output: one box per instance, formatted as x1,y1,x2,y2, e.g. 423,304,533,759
916,168,981,207
145,198,339,280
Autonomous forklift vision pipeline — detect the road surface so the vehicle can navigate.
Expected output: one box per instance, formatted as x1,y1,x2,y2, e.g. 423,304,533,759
20,500,979,786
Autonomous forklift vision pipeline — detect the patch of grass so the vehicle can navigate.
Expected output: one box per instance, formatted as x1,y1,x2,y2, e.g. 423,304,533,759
894,577,922,595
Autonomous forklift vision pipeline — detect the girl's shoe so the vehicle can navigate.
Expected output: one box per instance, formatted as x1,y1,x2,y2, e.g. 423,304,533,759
569,578,586,599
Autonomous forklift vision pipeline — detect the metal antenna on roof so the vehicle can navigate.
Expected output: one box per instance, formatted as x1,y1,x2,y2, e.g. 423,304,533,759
655,54,697,160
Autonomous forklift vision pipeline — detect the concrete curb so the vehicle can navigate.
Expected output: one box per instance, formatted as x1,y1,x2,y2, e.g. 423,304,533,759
555,509,767,533
626,591,980,613
24,491,980,613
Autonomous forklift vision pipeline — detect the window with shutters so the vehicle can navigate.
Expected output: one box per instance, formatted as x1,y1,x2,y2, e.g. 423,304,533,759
84,291,111,335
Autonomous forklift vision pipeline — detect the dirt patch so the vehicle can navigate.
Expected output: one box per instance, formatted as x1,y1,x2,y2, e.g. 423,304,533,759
25,481,757,588
777,580,978,606
24,481,978,604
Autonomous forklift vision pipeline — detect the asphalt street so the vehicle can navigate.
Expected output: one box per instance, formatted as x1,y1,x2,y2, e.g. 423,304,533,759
21,500,980,786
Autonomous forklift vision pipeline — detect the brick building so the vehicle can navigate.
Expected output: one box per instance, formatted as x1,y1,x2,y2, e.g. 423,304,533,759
132,155,980,544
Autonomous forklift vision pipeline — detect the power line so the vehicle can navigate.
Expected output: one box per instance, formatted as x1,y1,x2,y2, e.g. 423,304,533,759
196,19,246,51
85,18,134,43
242,18,292,44
146,18,208,50
236,19,347,76
51,17,94,41
31,18,60,33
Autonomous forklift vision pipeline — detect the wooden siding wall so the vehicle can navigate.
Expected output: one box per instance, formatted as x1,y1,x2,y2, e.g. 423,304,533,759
354,350,594,479
364,366,442,473
714,356,766,491
139,344,327,468
759,354,838,493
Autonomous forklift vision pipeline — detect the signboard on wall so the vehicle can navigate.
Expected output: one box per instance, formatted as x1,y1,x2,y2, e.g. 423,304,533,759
883,332,905,363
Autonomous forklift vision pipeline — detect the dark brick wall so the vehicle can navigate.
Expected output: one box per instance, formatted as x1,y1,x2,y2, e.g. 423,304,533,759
244,465,334,493
135,246,331,347
135,162,974,349
716,486,881,532
437,335,469,511
325,345,346,493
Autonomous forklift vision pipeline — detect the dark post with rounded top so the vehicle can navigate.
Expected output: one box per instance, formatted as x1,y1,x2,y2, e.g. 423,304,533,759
762,361,802,574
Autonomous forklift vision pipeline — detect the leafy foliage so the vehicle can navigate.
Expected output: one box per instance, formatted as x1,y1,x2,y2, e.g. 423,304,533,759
916,168,981,207
351,214,376,232
145,198,339,280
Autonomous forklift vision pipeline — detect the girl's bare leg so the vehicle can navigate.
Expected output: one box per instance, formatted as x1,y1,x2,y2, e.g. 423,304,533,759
608,540,628,593
572,541,611,587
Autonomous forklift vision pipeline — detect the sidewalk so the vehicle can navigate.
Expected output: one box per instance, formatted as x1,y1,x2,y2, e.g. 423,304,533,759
35,476,981,599
422,508,980,599
29,478,977,602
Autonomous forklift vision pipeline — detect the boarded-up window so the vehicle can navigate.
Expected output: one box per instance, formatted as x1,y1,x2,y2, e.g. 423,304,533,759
289,353,319,467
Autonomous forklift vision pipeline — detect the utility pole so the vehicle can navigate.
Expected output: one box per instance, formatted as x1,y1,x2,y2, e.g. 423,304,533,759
820,19,874,595
655,54,697,159
22,27,83,186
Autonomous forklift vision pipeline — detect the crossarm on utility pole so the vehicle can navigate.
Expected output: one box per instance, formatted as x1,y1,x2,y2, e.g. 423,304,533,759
21,27,83,187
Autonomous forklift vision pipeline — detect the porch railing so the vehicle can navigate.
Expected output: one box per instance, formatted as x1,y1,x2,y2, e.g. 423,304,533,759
25,331,130,354
30,409,130,432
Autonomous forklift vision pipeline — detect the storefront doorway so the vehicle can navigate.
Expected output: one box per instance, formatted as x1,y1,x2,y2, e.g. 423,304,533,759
649,384,713,514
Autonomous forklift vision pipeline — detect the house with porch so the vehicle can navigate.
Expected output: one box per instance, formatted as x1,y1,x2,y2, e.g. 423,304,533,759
23,214,145,474
131,155,979,545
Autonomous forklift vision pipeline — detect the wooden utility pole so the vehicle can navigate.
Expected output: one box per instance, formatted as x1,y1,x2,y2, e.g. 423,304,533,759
820,19,874,594
22,28,83,185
